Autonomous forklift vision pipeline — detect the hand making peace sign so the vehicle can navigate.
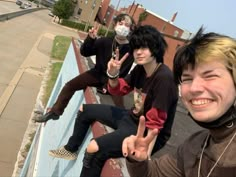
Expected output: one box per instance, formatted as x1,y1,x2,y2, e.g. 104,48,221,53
88,26,98,39
122,116,158,161
107,48,129,77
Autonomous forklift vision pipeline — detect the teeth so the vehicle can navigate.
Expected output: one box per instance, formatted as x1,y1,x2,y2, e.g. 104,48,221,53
191,99,211,105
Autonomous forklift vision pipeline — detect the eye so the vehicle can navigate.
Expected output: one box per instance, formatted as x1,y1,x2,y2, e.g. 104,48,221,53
181,77,193,84
204,74,219,80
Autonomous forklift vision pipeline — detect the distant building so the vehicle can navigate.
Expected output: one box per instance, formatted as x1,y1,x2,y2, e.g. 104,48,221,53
73,0,102,25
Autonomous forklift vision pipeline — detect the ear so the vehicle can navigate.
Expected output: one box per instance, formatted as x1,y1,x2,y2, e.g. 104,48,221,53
178,85,182,97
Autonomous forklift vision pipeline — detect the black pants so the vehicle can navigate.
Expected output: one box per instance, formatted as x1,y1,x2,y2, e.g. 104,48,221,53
65,104,137,153
65,104,165,177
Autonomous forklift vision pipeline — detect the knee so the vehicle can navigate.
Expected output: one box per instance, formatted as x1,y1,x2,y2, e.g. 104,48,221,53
86,139,99,153
79,105,83,112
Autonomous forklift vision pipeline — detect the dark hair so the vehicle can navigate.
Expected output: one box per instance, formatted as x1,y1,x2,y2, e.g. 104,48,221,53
173,26,233,85
129,25,167,63
113,13,136,31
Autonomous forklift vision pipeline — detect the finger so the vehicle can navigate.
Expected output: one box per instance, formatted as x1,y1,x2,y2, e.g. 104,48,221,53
136,116,146,138
122,137,128,157
119,52,129,64
115,48,119,61
144,129,159,144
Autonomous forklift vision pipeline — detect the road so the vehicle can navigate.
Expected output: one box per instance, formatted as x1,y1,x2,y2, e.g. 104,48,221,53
0,7,78,176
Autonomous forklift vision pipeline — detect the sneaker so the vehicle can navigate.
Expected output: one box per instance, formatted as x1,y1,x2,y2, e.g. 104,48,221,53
49,146,77,160
34,111,60,123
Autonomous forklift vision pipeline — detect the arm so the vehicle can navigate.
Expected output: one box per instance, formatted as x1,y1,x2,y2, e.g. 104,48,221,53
80,27,98,57
123,116,182,177
107,48,132,95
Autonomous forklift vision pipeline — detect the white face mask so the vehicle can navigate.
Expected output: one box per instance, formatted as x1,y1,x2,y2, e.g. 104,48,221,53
114,25,130,37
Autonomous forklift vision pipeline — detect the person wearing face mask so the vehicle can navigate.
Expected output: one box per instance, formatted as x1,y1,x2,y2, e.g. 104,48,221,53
47,25,178,177
34,13,135,123
122,27,236,177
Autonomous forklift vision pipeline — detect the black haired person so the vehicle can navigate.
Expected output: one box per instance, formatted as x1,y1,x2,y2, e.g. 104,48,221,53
123,27,236,177
48,25,178,177
34,13,136,123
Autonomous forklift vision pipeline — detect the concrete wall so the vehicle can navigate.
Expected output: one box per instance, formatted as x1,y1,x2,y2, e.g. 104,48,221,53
0,7,45,21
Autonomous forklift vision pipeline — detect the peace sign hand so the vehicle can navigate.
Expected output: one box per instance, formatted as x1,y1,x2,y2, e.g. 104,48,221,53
107,48,129,76
122,116,158,161
88,26,98,39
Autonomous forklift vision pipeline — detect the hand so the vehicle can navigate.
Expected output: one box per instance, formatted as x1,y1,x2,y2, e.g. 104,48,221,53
122,116,158,161
88,26,98,39
107,48,129,76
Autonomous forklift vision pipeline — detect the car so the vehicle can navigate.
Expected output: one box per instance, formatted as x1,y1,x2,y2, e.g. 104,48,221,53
25,2,32,7
16,0,22,5
20,3,28,9
48,11,54,17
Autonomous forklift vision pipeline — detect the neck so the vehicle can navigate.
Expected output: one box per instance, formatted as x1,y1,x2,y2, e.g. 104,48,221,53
144,60,159,77
115,35,129,44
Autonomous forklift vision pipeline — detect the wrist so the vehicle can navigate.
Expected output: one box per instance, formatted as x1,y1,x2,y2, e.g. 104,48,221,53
107,70,119,80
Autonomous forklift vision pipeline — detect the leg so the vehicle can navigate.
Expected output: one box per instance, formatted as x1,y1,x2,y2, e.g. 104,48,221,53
52,71,102,115
49,104,127,160
80,117,137,177
34,71,101,123
65,104,127,152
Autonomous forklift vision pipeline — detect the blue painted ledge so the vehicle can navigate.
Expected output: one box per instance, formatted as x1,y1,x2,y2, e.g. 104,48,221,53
19,39,127,177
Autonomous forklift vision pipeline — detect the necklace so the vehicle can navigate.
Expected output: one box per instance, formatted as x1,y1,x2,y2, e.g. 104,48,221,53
111,39,118,59
147,63,161,77
197,130,236,177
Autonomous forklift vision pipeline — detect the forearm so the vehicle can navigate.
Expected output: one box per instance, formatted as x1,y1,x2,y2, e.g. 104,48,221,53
108,78,119,88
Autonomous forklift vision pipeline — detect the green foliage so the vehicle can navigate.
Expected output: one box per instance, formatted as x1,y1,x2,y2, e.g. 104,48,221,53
43,62,63,106
61,19,115,37
61,19,86,31
139,11,148,23
51,36,71,60
53,0,75,20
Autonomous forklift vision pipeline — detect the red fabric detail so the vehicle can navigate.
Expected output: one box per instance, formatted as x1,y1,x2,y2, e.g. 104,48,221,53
145,108,167,130
107,78,133,96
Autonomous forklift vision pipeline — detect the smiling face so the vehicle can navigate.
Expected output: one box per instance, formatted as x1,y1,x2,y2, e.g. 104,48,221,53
180,59,236,122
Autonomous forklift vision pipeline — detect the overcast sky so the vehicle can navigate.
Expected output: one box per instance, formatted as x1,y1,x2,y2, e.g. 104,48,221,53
110,0,236,38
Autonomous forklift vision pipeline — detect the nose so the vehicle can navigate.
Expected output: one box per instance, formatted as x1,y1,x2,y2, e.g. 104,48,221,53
189,77,204,93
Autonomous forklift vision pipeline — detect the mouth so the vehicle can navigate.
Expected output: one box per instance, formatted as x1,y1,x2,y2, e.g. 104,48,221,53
190,98,213,106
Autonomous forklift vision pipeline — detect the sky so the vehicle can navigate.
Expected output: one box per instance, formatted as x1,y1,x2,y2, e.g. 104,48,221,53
110,0,236,38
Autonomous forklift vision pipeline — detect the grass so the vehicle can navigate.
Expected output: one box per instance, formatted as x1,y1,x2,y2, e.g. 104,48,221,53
42,62,63,106
42,35,71,105
51,36,71,61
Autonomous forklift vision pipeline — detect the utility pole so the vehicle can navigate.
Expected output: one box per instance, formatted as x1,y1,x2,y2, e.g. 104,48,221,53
105,0,121,36
84,0,96,32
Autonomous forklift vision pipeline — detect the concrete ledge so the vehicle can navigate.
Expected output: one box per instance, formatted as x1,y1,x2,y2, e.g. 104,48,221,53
0,7,46,21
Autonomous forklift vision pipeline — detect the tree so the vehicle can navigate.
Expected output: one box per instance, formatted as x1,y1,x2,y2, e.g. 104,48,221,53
138,11,148,26
52,0,75,23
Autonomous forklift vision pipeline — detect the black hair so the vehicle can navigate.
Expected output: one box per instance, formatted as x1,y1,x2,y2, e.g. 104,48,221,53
129,25,167,63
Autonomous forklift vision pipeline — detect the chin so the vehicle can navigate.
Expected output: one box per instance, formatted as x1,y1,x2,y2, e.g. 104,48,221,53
190,112,217,123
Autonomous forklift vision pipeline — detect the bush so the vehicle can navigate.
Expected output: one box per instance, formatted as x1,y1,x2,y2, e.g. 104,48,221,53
61,19,114,37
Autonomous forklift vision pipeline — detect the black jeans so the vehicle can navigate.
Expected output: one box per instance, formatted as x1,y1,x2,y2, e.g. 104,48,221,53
65,104,137,153
64,104,138,177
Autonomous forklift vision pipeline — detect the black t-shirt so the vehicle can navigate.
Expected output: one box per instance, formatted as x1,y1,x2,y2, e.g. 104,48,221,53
125,64,178,144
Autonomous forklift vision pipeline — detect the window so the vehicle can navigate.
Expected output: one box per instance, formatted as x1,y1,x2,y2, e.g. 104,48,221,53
174,30,179,37
77,8,82,15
